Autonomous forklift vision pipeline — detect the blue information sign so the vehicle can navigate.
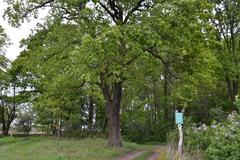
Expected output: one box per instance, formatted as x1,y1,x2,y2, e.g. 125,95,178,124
175,112,183,124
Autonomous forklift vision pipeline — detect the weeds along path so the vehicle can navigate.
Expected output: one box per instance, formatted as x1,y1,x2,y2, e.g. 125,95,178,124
116,151,146,160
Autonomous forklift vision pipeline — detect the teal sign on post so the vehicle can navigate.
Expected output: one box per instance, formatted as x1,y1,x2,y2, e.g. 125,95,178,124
175,112,183,124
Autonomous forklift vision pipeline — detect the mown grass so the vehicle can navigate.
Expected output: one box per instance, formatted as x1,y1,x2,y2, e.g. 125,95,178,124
0,136,146,160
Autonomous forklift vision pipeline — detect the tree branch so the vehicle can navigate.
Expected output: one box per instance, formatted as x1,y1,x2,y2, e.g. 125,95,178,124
99,2,116,22
124,55,140,66
124,0,144,24
124,0,153,24
145,48,167,66
23,0,55,18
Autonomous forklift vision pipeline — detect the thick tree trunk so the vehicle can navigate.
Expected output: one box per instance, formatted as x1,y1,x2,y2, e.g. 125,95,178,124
2,123,6,136
106,101,122,147
3,130,9,136
102,82,123,147
2,123,10,136
1,116,11,136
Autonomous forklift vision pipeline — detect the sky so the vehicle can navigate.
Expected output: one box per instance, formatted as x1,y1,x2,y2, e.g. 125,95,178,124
0,1,46,60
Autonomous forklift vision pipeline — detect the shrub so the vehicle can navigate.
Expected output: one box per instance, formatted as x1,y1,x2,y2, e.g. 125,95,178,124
167,112,240,160
166,118,211,160
205,112,240,160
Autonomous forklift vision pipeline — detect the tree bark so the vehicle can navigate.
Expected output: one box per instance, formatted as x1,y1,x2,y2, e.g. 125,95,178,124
101,81,123,147
106,100,122,147
2,122,7,136
226,77,239,110
3,123,10,136
164,65,169,120
0,106,11,136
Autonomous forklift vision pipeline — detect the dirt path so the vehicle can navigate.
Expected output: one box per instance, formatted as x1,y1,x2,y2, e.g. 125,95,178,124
116,151,146,160
115,150,160,160
145,152,159,160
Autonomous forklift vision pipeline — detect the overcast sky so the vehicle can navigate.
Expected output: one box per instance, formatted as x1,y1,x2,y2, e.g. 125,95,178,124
0,1,46,60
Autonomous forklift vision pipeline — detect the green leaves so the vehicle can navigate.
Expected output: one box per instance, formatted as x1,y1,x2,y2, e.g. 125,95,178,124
205,112,240,160
0,26,8,53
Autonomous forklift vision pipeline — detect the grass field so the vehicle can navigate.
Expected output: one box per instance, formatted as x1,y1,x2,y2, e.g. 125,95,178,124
0,136,148,160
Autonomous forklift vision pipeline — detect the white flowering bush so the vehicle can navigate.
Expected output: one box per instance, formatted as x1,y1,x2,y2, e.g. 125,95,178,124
205,112,240,160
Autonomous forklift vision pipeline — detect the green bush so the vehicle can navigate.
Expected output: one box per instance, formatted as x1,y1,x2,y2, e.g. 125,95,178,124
167,120,210,154
167,112,240,160
205,112,240,160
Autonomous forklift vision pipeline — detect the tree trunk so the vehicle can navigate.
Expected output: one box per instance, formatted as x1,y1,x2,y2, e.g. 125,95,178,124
106,101,122,147
102,82,123,147
164,65,170,130
88,96,94,130
3,123,10,136
226,77,239,110
0,107,6,136
2,122,6,136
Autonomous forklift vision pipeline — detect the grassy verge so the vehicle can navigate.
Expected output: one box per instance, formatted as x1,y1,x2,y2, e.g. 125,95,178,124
157,146,167,160
0,136,145,160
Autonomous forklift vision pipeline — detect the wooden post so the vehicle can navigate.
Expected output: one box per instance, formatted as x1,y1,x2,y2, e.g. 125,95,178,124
175,110,184,160
178,124,183,160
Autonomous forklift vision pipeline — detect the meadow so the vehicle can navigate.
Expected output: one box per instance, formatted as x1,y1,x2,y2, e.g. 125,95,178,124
0,136,148,160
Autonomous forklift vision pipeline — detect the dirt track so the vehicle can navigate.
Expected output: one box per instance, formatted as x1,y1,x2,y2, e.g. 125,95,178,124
115,150,159,160
116,151,146,160
145,152,159,160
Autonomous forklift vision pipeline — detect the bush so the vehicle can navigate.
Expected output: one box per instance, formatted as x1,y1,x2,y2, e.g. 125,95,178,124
205,112,240,160
166,118,211,160
167,112,240,160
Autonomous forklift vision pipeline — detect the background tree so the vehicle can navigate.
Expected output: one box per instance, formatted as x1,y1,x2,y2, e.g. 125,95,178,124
15,103,35,135
209,0,240,110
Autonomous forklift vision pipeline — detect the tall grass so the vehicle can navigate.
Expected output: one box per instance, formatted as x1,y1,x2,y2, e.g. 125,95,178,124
167,144,203,160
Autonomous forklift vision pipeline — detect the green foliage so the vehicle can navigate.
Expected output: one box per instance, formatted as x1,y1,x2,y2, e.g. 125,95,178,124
0,25,8,78
0,25,8,54
15,105,35,134
205,112,240,160
168,113,240,160
167,118,211,155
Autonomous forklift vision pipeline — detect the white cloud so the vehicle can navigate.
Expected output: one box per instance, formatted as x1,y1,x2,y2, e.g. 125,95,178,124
0,1,47,60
